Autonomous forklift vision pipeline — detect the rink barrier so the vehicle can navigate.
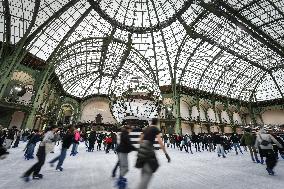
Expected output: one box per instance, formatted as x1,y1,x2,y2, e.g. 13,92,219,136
128,132,160,150
99,131,160,150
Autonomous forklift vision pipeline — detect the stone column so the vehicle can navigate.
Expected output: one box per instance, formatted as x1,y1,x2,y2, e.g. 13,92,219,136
174,94,181,134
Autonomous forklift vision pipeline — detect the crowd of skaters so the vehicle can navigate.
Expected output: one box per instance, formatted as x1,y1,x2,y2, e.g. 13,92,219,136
162,128,284,175
0,123,284,188
0,119,170,189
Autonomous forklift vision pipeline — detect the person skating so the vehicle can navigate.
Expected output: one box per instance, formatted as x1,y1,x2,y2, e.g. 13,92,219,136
241,128,261,163
22,125,58,182
135,118,171,189
207,134,214,152
111,131,118,153
70,127,80,156
24,130,42,160
105,134,113,153
214,133,226,158
180,135,189,153
255,129,283,175
169,134,175,149
271,133,284,160
97,132,103,151
88,127,96,152
5,127,16,149
162,134,168,147
12,129,21,148
0,145,9,159
49,126,74,171
114,125,136,189
192,132,201,152
0,130,9,160
230,133,243,155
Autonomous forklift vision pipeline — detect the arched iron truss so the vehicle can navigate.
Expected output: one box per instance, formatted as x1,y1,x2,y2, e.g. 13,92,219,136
0,0,284,101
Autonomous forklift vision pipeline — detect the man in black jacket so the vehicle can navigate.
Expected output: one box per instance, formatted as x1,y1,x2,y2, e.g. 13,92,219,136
115,126,136,189
5,128,16,149
230,133,243,155
24,130,42,160
88,127,96,152
214,133,226,158
49,127,74,171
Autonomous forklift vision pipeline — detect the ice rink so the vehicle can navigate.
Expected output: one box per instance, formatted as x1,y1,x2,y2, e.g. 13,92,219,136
0,142,283,189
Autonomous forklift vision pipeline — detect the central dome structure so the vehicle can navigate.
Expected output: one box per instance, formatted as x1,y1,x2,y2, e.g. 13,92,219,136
94,0,191,33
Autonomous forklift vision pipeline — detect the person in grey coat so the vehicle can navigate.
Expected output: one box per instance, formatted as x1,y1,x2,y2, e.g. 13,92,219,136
22,125,58,181
255,129,283,175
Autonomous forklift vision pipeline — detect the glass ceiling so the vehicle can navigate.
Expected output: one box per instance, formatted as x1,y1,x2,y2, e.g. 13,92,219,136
1,0,284,101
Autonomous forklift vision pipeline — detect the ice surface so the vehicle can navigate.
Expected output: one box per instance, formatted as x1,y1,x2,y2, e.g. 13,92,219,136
0,142,283,189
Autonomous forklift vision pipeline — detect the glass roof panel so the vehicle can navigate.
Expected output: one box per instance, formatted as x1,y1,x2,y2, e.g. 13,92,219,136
255,73,282,101
99,0,187,29
229,0,284,48
28,0,89,60
2,0,284,101
272,69,284,94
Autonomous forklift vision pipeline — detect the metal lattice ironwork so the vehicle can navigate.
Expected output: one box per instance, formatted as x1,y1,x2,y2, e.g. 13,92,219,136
1,0,284,101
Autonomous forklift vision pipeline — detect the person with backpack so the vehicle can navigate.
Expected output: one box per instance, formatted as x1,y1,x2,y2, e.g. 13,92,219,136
255,129,283,175
135,118,170,189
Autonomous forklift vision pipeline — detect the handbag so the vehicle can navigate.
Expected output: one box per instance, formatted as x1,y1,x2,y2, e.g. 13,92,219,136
259,135,270,146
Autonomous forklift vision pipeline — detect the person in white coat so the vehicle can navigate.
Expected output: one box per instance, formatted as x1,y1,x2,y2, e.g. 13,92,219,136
255,129,283,175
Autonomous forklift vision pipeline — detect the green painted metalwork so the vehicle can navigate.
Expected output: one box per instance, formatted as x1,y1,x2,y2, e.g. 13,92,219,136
0,0,284,130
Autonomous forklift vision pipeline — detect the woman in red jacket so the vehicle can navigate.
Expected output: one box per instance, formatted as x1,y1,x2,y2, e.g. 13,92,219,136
105,135,113,153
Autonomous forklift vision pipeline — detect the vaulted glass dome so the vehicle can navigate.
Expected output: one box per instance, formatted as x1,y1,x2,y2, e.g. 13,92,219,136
1,0,284,101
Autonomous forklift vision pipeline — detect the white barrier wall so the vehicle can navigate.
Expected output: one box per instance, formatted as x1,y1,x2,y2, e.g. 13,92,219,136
262,110,284,125
210,126,220,133
224,126,233,133
80,98,117,124
181,122,191,134
114,132,160,149
9,111,25,129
